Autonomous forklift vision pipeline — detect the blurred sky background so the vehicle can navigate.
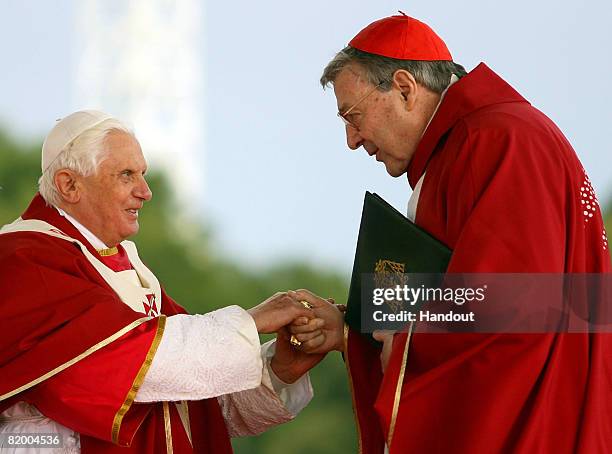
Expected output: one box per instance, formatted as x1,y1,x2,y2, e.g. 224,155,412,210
1,0,611,272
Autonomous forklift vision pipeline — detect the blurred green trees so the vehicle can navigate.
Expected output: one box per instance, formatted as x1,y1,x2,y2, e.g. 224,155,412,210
0,129,357,453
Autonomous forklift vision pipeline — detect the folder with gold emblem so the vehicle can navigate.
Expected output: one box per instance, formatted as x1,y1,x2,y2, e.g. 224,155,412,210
345,191,452,338
343,192,452,454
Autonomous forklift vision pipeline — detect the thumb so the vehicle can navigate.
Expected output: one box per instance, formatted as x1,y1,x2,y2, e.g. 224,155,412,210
277,326,290,339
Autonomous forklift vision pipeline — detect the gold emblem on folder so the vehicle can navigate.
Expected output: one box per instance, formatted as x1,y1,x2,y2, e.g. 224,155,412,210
374,259,407,313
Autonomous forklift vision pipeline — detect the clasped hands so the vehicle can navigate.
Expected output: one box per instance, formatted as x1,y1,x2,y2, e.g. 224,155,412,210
247,289,344,384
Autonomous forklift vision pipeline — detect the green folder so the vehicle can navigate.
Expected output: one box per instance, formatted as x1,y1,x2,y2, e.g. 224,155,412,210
346,192,453,338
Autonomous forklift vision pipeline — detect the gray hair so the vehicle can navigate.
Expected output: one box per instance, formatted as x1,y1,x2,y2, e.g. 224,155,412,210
38,119,133,206
320,46,467,93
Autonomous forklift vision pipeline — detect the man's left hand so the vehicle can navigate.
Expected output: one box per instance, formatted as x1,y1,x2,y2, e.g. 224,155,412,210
270,324,326,383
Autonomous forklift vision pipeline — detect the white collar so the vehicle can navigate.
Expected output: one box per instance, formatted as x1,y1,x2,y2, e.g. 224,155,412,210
55,207,109,250
421,74,459,138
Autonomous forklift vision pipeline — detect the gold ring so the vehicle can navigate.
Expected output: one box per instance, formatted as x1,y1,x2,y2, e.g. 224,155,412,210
290,335,302,347
300,300,313,309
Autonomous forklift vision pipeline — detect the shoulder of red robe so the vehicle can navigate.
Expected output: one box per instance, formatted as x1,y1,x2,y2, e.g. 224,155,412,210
348,12,453,61
0,226,156,402
407,63,529,188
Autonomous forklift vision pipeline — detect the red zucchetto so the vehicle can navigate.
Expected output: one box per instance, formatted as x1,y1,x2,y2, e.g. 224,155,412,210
349,11,453,61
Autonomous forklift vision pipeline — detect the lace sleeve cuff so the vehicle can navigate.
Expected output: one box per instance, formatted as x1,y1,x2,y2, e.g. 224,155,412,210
135,306,262,402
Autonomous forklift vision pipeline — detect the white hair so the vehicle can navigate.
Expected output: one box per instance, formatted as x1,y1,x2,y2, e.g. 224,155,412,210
38,119,134,206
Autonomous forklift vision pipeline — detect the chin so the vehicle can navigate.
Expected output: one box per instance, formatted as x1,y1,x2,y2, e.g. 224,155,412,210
120,225,140,242
384,162,408,178
382,156,410,178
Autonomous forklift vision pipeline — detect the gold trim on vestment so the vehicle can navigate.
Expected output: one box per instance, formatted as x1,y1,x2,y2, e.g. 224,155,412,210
343,323,363,454
163,402,174,454
111,315,167,445
0,317,152,402
175,401,192,446
97,246,119,256
387,321,413,449
1,219,163,316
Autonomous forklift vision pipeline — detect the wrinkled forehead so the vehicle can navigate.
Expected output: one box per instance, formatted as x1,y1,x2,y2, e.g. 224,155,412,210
101,131,147,167
104,129,140,149
333,64,374,111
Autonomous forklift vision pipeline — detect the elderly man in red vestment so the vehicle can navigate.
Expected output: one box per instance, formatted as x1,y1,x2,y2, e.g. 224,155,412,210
0,110,345,453
308,12,611,454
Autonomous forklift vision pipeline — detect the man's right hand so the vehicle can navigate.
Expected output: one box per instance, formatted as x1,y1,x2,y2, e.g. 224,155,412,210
247,292,316,334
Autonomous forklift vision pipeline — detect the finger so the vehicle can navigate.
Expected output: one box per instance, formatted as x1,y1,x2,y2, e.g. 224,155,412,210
283,297,316,319
263,291,288,304
289,318,325,334
291,316,310,326
291,304,315,320
372,330,395,343
294,330,322,342
380,335,394,372
289,289,326,307
301,333,326,351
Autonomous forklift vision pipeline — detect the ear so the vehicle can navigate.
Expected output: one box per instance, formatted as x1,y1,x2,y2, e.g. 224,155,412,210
54,170,81,204
391,70,418,111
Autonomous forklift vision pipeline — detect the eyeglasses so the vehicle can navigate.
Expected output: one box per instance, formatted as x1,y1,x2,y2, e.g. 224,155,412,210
337,82,384,130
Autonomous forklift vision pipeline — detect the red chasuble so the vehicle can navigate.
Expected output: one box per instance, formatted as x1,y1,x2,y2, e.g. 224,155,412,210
0,194,232,453
346,63,611,453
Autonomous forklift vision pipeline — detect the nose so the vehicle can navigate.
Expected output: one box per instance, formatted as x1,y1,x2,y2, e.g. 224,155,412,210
135,175,153,201
346,125,364,150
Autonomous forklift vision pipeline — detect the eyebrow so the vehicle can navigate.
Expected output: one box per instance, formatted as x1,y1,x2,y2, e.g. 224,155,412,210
116,167,147,175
